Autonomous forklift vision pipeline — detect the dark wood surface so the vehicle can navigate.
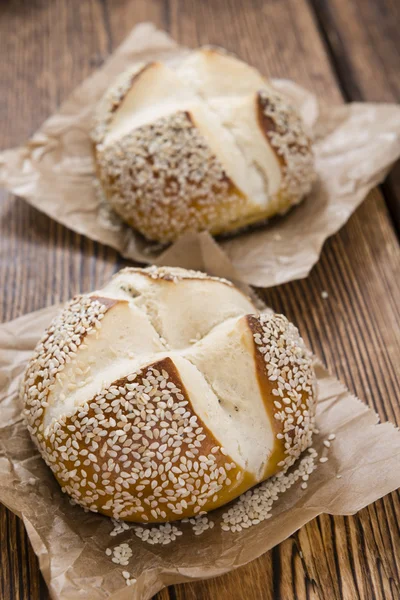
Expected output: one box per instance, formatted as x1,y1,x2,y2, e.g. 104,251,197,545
0,1,399,599
310,0,400,233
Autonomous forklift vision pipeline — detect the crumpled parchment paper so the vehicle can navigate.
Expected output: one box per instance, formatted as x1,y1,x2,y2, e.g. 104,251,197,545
1,255,399,599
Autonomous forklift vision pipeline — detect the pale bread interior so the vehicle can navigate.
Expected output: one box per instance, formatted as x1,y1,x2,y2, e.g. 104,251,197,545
184,316,274,478
44,269,273,478
103,51,283,209
103,269,256,349
178,50,282,199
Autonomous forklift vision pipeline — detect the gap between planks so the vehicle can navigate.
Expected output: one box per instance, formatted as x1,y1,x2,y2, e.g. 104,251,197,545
307,0,400,236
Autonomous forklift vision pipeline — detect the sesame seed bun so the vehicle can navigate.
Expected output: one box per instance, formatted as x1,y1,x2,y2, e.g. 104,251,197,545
92,48,315,243
22,266,317,522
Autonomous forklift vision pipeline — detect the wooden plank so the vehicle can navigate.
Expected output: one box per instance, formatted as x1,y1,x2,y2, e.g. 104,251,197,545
0,1,399,599
309,0,400,103
0,2,120,599
158,15,400,600
309,0,400,230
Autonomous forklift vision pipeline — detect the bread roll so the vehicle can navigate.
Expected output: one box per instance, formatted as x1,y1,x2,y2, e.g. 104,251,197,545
92,48,315,243
22,266,317,522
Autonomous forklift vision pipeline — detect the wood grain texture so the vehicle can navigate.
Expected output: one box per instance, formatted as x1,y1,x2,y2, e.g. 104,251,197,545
0,1,399,599
309,0,400,231
0,2,120,599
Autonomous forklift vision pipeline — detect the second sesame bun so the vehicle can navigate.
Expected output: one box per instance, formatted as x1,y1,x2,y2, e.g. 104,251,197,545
92,48,315,243
22,267,317,522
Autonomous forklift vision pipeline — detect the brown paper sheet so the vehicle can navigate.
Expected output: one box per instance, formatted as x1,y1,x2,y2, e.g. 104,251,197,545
1,23,400,287
1,260,400,599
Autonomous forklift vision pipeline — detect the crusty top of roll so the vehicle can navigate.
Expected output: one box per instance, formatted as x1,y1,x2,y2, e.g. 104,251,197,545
22,266,317,522
92,48,315,243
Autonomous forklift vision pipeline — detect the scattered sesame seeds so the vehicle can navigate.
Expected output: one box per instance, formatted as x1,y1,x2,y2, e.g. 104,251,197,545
220,452,317,532
122,571,137,587
110,518,131,537
111,446,320,545
328,433,336,441
107,543,133,566
133,522,183,545
319,457,328,463
321,291,329,299
187,515,215,536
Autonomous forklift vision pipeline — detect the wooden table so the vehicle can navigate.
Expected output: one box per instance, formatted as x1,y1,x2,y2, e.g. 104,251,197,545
0,1,399,598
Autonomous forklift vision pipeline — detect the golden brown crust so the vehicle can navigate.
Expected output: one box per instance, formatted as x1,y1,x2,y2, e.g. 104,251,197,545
92,51,315,243
22,296,121,447
92,62,154,145
22,267,317,524
245,315,286,477
256,90,314,207
45,357,248,522
95,110,250,243
249,312,317,475
109,63,156,116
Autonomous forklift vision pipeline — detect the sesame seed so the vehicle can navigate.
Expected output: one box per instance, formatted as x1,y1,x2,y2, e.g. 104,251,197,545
250,313,316,473
220,451,317,533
